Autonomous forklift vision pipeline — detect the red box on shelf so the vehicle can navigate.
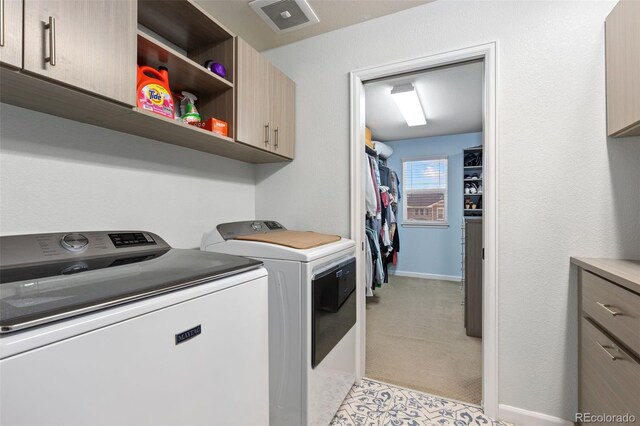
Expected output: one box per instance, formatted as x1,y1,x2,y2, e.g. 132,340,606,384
205,118,228,136
188,118,228,137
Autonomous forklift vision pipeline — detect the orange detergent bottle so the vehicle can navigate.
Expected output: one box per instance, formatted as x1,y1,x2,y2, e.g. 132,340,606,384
137,65,175,119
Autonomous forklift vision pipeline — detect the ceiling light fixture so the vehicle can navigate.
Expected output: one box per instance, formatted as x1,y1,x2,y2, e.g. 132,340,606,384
391,84,426,127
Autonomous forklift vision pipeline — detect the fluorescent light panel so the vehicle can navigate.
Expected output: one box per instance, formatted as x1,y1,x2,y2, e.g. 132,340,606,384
391,83,426,127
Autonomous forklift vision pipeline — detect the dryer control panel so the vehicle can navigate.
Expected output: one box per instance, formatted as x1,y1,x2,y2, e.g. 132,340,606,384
217,220,286,240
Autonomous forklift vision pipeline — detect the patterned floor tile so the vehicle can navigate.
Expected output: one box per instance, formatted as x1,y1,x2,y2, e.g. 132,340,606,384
333,379,514,426
331,379,395,426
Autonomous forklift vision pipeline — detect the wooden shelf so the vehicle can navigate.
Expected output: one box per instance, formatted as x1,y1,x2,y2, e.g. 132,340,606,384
137,31,232,96
464,165,482,169
120,108,288,163
464,178,482,182
0,68,288,164
138,0,234,52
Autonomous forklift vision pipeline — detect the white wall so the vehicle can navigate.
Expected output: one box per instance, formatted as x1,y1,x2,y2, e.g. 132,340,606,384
0,104,256,248
257,0,640,421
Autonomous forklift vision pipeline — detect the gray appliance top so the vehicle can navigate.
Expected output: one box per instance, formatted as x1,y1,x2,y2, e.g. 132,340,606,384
0,231,262,333
217,220,287,240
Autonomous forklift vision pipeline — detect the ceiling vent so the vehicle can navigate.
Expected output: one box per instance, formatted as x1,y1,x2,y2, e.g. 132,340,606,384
249,0,320,34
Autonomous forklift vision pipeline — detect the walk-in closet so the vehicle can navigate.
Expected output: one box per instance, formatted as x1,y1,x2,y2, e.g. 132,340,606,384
362,60,485,405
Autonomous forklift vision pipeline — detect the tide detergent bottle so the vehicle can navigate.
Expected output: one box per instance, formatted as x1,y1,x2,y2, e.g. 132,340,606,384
137,65,175,119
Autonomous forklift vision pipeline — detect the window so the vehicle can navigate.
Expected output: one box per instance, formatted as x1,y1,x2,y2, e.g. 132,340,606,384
402,156,448,225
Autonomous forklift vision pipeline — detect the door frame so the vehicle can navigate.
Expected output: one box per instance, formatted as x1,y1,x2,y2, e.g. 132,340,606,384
349,42,498,417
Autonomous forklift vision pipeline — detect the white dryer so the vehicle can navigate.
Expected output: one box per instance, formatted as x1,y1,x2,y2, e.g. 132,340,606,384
201,221,357,426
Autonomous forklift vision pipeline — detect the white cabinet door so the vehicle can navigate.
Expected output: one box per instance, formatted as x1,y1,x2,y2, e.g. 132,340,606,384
0,276,269,426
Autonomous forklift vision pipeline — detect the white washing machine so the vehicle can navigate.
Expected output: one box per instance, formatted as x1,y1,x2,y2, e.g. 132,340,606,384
201,221,357,426
0,231,269,426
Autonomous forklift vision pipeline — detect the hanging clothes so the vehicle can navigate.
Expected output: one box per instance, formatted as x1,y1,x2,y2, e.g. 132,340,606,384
364,239,374,297
364,147,401,289
365,155,377,217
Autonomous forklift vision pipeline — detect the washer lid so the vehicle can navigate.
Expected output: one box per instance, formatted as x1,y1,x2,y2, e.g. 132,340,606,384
0,232,262,334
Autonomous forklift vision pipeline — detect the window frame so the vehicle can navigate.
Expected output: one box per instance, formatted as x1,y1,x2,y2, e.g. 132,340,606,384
401,155,449,227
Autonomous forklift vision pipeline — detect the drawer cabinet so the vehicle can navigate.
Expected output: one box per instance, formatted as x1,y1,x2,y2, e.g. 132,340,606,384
580,318,640,423
582,270,640,356
573,258,640,424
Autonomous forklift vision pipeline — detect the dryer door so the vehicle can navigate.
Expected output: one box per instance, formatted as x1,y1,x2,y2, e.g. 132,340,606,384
311,257,356,368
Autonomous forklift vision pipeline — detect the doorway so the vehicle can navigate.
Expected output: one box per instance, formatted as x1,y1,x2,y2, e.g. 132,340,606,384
349,43,498,417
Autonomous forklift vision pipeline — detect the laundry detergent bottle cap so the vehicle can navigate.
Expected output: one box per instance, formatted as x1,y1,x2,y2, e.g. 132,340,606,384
180,91,201,124
137,65,175,119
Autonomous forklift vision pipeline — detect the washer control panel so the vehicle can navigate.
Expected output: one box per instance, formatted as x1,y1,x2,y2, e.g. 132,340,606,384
108,232,156,248
60,233,90,253
0,231,170,268
217,220,286,240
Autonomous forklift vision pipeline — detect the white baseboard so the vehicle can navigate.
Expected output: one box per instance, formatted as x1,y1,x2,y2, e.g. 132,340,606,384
498,404,574,426
390,270,461,282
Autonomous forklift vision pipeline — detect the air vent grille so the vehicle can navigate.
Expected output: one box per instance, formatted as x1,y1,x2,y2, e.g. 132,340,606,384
262,1,309,30
250,0,319,34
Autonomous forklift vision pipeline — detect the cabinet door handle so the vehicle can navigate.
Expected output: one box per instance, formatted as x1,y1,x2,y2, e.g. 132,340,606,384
1,0,5,47
44,16,56,66
596,302,622,316
264,123,270,145
596,342,618,361
274,127,279,149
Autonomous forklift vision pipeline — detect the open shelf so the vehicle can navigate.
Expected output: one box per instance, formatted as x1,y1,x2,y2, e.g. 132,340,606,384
120,108,288,163
138,0,234,52
137,31,233,96
463,146,484,217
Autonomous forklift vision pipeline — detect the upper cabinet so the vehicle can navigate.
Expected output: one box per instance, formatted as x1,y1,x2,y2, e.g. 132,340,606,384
270,66,295,159
236,37,295,159
235,37,271,152
605,0,640,137
0,0,294,163
22,0,137,106
0,0,22,69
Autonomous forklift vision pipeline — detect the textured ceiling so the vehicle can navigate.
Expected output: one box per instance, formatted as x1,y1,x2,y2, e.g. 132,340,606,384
365,61,484,142
195,0,433,52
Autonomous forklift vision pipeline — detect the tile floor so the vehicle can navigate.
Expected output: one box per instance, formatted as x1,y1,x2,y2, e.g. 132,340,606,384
331,378,512,426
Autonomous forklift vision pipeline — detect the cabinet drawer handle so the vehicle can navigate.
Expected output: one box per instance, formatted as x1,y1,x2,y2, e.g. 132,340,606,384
596,342,618,361
264,123,270,145
274,127,279,149
1,0,5,47
44,16,56,66
596,302,622,316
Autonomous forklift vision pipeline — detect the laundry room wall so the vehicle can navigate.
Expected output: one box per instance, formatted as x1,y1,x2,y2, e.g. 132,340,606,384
256,0,640,422
0,104,256,248
385,132,482,280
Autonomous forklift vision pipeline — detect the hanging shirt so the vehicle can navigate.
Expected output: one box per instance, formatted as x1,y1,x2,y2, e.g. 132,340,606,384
365,241,374,297
365,155,377,217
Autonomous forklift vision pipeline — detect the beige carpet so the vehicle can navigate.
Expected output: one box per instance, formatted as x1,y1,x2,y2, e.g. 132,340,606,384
365,276,482,405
